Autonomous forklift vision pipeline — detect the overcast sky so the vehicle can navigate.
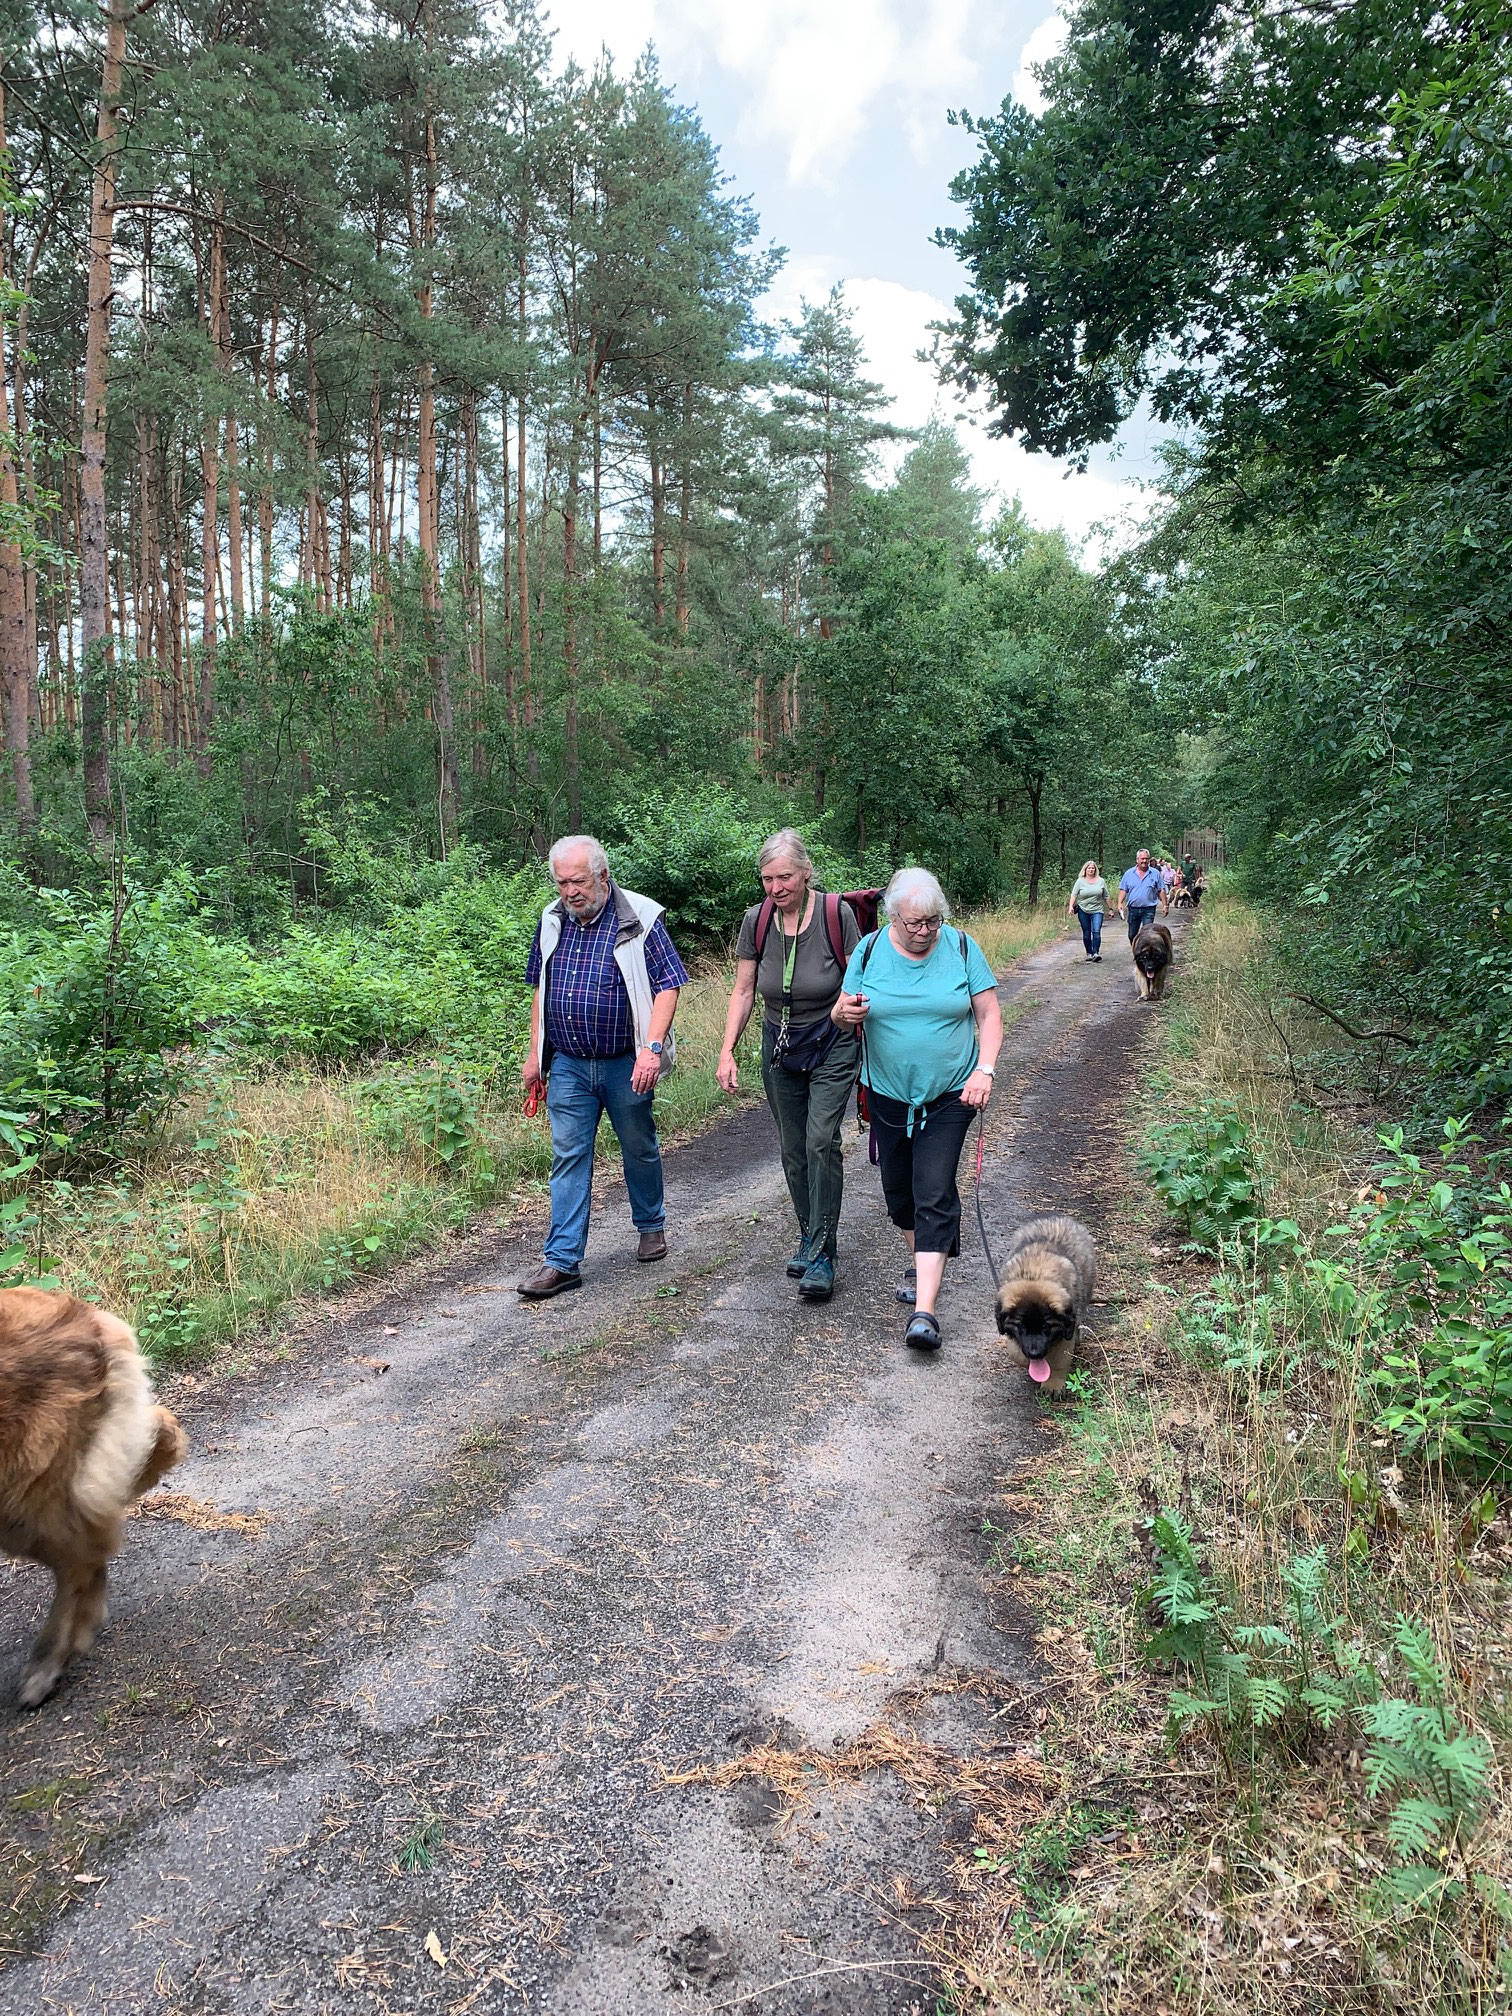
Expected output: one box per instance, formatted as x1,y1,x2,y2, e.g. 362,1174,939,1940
542,0,1157,554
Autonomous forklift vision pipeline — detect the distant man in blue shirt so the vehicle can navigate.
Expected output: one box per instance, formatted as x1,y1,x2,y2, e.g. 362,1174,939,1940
518,836,689,1300
1117,849,1168,943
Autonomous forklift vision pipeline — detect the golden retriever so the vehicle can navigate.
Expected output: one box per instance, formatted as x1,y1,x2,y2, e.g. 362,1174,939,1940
0,1290,185,1706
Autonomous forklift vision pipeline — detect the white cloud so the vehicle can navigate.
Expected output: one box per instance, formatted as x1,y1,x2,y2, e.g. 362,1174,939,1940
1010,7,1067,116
547,0,990,186
833,276,1144,557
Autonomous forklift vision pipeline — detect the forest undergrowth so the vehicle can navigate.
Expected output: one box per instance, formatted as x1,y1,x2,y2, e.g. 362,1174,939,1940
936,893,1512,2016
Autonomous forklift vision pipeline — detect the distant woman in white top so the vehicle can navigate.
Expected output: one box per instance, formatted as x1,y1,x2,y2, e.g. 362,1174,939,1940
1066,859,1108,962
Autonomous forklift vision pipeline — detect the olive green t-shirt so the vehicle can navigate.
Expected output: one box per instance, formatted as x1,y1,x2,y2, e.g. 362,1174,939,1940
735,897,860,1029
1070,876,1108,914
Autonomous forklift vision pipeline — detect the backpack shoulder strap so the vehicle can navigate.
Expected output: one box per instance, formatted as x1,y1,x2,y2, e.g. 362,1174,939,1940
752,896,776,965
821,892,846,968
858,928,882,977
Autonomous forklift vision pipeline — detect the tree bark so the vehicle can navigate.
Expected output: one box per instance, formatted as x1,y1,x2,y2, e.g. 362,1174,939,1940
196,204,224,775
1026,776,1044,906
80,0,143,841
218,243,243,636
675,383,692,637
516,262,532,732
0,80,35,847
649,408,665,632
562,397,584,829
413,2,457,849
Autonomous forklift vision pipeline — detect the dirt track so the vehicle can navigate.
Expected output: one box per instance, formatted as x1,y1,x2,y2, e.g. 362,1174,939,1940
0,919,1175,2015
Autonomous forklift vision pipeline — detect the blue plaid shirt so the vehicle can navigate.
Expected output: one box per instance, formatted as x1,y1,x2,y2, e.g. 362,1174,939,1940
525,892,688,1059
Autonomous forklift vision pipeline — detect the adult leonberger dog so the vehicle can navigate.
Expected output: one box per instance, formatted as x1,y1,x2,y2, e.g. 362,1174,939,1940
0,1290,185,1707
1132,921,1174,1001
994,1215,1096,1396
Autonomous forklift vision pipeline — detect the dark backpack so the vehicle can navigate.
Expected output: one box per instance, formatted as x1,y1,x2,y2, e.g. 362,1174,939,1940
751,888,882,969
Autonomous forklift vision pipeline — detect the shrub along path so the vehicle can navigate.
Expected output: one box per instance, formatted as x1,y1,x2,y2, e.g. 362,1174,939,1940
0,916,1182,2015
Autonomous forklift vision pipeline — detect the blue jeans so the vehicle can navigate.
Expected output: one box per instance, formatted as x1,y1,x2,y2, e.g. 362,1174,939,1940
1126,904,1156,942
1075,906,1103,955
543,1053,665,1271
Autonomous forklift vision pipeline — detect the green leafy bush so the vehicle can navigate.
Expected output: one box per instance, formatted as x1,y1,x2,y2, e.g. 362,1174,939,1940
0,875,242,1152
607,783,773,945
229,869,535,1064
1344,1119,1512,1474
363,1061,494,1178
1141,1104,1299,1256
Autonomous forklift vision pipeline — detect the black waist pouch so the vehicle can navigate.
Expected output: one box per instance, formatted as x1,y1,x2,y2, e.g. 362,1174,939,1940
772,1012,844,1075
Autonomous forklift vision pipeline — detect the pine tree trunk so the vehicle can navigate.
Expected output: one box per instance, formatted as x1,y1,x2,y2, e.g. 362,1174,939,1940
0,80,35,846
197,208,224,777
675,383,692,637
413,7,457,849
260,282,279,631
11,207,43,749
79,0,135,842
300,289,321,600
562,398,584,830
499,387,514,730
1026,777,1044,906
650,412,665,632
516,262,532,734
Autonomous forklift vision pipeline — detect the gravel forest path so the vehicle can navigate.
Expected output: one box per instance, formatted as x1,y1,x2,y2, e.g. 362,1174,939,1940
0,918,1177,2016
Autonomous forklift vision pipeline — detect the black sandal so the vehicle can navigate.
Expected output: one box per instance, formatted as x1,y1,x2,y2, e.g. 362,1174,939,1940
895,1265,917,1306
904,1311,941,1352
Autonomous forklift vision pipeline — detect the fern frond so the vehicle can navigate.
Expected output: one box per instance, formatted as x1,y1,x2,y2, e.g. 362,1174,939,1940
1386,1795,1452,1858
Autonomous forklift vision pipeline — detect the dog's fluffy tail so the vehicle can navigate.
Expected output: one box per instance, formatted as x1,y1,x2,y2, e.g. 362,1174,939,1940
72,1313,184,1521
136,1409,186,1498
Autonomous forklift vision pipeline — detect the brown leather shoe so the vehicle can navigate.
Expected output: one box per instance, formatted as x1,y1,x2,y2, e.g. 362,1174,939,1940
637,1230,668,1263
517,1264,582,1300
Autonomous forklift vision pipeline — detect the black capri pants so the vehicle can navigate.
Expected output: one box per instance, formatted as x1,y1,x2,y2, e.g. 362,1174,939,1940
869,1088,976,1256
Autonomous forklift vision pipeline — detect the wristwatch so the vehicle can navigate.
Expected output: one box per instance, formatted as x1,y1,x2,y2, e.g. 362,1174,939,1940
647,1040,664,1056
977,1063,995,1077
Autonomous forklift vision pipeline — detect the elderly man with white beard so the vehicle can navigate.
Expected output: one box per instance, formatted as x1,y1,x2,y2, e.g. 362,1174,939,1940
518,836,689,1300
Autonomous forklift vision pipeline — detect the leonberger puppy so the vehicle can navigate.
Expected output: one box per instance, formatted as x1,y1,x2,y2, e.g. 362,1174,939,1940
994,1215,1096,1395
0,1290,185,1707
1131,921,1174,1001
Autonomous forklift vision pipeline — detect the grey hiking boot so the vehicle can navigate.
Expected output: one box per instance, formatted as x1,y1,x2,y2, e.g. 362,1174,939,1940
798,1253,834,1301
786,1233,819,1279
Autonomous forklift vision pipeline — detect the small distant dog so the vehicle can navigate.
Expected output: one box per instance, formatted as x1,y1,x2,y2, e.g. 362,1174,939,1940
994,1215,1096,1395
0,1290,185,1707
1132,922,1173,1001
1172,884,1194,909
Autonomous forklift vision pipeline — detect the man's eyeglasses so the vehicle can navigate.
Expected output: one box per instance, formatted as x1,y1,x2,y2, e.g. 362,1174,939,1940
897,914,943,935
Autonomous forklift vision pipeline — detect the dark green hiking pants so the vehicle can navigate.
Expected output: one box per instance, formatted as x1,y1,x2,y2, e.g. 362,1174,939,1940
760,1021,858,1260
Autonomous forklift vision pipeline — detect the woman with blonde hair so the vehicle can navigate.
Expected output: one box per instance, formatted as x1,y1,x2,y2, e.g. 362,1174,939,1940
1067,858,1108,962
718,829,860,1302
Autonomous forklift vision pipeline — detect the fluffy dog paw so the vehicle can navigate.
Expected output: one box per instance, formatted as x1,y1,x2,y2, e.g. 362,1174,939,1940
16,1661,61,1709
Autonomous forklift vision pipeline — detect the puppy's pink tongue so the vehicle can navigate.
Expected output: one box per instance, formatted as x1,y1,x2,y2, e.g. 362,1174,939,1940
1028,1359,1051,1383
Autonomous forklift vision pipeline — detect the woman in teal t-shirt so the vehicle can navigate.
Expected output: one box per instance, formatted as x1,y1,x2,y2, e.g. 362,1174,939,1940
832,867,1003,1353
